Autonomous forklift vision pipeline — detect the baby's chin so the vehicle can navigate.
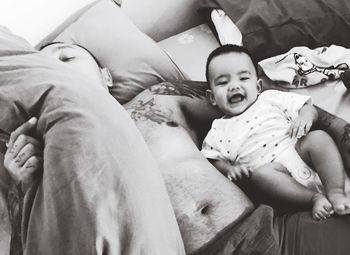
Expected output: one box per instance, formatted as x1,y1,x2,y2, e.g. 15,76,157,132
224,106,245,116
224,101,253,116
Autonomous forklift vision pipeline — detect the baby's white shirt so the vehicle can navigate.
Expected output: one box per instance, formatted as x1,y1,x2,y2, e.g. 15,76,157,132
201,90,311,170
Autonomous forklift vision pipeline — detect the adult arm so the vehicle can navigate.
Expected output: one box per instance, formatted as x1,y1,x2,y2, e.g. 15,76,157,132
314,106,350,173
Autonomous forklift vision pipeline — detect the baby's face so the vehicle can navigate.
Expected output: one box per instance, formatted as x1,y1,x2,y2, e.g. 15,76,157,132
40,42,107,89
207,52,259,116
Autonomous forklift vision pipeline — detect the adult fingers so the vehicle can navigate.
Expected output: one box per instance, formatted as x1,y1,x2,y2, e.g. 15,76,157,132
8,117,37,148
14,143,42,167
312,212,321,221
6,134,41,160
21,156,42,192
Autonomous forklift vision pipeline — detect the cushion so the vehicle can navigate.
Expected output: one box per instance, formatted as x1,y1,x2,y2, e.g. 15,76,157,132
158,24,219,81
0,25,185,254
37,0,184,104
0,0,101,46
198,0,350,61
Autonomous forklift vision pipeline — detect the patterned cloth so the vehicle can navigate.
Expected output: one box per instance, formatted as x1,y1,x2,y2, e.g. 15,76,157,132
259,45,350,88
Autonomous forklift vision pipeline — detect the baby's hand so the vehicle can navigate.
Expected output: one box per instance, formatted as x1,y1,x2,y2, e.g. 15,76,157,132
288,115,313,138
4,117,43,193
226,160,252,182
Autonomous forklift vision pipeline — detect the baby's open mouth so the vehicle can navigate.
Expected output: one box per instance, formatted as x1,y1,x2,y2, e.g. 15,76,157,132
228,94,244,103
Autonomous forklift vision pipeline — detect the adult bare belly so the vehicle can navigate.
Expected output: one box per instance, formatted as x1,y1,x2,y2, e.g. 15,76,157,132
141,124,254,253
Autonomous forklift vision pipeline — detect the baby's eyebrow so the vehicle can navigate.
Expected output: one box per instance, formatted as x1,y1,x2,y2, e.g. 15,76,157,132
238,71,252,75
214,74,229,82
56,44,75,51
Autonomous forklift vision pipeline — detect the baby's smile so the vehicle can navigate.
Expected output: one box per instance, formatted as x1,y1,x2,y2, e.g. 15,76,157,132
227,92,245,104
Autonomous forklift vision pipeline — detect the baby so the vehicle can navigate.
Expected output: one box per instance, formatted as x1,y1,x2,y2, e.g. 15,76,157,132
202,44,350,220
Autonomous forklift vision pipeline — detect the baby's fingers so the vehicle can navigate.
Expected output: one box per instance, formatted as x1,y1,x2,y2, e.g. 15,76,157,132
288,122,299,138
295,124,306,138
304,122,312,134
227,170,240,182
296,121,313,138
240,165,252,178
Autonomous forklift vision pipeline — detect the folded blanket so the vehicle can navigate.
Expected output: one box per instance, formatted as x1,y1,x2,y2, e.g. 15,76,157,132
0,26,185,255
259,45,350,88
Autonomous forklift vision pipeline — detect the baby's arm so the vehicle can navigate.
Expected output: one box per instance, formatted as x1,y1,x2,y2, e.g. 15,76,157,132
3,118,43,193
210,159,252,182
289,102,319,138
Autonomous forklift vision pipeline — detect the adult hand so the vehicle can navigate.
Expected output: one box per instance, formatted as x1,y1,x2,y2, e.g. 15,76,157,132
4,117,43,192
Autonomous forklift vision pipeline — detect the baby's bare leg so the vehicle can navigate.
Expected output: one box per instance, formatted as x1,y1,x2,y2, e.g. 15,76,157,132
251,162,332,220
296,130,350,215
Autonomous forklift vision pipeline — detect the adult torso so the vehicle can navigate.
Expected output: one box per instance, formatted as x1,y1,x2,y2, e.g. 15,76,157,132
123,82,253,252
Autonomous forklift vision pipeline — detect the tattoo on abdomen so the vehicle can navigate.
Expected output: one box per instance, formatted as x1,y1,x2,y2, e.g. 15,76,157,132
126,98,171,124
149,81,206,98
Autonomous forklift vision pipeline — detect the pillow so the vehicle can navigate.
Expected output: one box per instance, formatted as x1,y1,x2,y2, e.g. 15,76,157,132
158,24,219,81
198,0,350,61
38,0,184,104
0,0,102,46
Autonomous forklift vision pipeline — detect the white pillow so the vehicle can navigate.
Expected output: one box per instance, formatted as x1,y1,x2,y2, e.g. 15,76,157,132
0,0,96,45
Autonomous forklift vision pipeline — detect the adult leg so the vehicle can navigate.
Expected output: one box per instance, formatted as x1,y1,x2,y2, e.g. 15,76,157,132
296,130,350,214
277,210,350,255
251,162,332,220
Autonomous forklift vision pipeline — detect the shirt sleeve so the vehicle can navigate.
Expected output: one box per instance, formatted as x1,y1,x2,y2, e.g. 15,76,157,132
201,122,224,161
261,90,311,120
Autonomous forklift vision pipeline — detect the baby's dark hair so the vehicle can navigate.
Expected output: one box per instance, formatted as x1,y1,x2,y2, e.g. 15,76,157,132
39,41,103,68
205,44,258,83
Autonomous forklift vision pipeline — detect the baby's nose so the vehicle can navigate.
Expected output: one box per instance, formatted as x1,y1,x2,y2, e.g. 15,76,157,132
228,84,240,91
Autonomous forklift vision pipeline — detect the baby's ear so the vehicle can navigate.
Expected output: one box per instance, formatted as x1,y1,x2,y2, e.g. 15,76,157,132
256,78,263,93
101,68,113,88
206,89,217,106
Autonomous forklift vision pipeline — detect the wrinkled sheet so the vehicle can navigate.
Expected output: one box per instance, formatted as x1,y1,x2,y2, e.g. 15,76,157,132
0,26,185,255
191,205,350,255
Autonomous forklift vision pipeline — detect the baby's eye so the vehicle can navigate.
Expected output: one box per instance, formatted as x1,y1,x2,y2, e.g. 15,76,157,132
216,80,228,86
240,77,250,81
60,56,75,62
